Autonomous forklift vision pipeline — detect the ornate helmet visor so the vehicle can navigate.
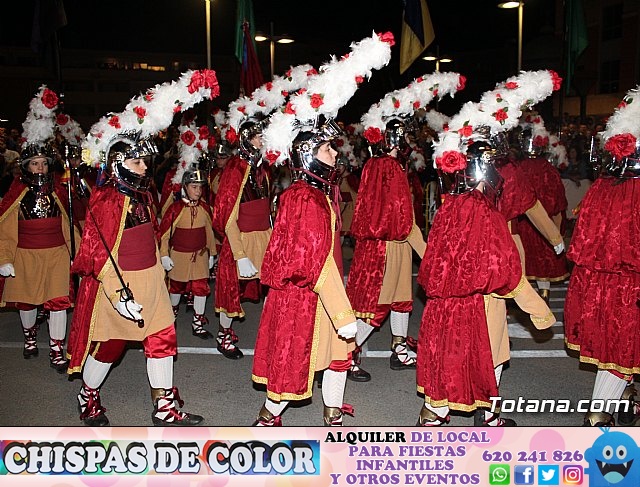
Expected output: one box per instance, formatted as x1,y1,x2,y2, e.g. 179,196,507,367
107,134,158,164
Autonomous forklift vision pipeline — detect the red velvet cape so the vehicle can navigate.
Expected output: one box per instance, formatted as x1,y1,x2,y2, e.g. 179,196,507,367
416,190,522,409
564,177,640,373
159,167,178,214
252,181,333,398
408,171,426,229
66,184,129,373
514,157,569,280
346,155,413,317
496,161,537,223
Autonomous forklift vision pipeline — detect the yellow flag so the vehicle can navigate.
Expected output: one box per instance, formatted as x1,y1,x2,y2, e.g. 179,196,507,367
400,0,435,74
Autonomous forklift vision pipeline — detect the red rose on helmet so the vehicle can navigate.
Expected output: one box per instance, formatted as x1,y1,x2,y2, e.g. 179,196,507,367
363,127,383,144
549,70,562,91
307,68,318,76
335,138,344,147
533,135,549,147
208,135,217,148
413,101,421,109
56,113,69,125
237,105,247,114
355,75,364,84
378,31,395,46
41,88,58,109
265,150,280,164
198,126,210,140
436,150,467,173
133,106,146,123
457,75,466,91
492,108,508,124
108,116,121,129
144,92,154,102
281,90,289,97
458,124,473,137
393,98,400,109
605,133,637,160
225,127,238,144
265,82,273,91
284,102,296,115
617,101,627,110
505,81,518,89
310,93,324,109
181,130,196,146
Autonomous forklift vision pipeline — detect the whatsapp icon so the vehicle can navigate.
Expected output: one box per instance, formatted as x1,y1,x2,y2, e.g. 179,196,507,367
489,464,510,485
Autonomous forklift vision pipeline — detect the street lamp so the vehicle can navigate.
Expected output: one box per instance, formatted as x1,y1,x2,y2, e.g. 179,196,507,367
422,46,453,72
497,1,524,72
255,22,294,80
204,0,212,69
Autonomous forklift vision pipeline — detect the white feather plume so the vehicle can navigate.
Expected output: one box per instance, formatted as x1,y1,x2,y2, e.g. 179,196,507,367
603,85,640,141
21,85,59,149
56,113,85,146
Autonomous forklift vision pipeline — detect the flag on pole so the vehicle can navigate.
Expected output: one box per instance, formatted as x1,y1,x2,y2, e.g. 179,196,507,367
400,0,435,74
240,21,265,95
565,0,588,94
235,0,256,63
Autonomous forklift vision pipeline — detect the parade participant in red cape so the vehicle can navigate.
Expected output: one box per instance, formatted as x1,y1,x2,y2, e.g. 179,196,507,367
565,85,640,426
66,69,218,426
416,71,559,426
159,127,216,338
0,86,78,373
514,113,569,302
334,135,360,242
213,64,316,360
251,31,393,426
345,72,464,382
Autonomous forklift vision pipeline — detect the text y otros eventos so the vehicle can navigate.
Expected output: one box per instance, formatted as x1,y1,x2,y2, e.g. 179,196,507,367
490,396,633,413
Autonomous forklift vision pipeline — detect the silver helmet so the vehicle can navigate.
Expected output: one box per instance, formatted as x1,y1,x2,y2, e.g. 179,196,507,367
381,118,411,159
181,168,207,202
291,116,342,190
106,132,158,192
439,140,504,203
238,118,265,166
20,143,54,188
518,127,545,157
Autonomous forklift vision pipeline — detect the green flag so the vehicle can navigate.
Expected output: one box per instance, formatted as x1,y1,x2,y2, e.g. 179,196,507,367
235,0,257,64
566,0,588,94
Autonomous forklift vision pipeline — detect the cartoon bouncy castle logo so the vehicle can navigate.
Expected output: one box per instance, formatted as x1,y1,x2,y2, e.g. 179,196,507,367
0,439,320,476
585,428,640,486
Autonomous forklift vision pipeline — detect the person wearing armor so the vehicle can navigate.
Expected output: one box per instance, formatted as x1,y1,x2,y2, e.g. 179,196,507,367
212,117,271,360
513,120,569,302
159,167,216,338
345,118,427,382
0,86,78,373
416,71,559,426
66,69,218,426
252,118,359,426
564,86,640,426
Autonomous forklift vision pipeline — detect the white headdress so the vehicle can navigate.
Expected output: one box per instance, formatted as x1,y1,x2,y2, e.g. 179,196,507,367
82,69,220,166
602,85,640,160
361,71,466,144
433,70,562,173
55,112,85,146
21,85,59,153
262,31,395,165
519,110,551,150
172,118,214,185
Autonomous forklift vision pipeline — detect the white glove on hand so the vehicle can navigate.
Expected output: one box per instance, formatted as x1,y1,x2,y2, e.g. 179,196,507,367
337,321,358,340
553,241,565,255
237,257,258,278
209,255,218,269
161,256,175,272
0,263,15,277
114,295,143,322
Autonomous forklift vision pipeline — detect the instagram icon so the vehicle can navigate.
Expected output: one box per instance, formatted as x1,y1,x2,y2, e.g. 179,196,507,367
563,465,583,484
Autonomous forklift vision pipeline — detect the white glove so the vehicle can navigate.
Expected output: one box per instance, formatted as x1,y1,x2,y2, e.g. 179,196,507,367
114,295,143,322
237,257,258,278
553,241,565,255
161,256,174,272
337,321,358,340
209,254,218,269
0,263,15,277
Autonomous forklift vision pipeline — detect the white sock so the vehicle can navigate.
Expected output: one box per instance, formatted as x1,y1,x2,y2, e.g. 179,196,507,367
170,293,181,306
265,397,288,416
390,311,409,337
20,309,37,329
322,370,347,408
537,280,550,290
220,313,233,329
193,296,206,315
147,356,173,389
484,364,505,423
355,321,375,348
423,403,449,424
48,310,67,340
83,355,112,389
592,370,627,413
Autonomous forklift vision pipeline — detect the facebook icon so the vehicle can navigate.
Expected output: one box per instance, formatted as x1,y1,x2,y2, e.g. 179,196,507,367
514,465,534,485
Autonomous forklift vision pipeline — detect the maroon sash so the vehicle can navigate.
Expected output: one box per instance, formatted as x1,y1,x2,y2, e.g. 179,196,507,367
171,227,206,252
118,223,157,271
340,191,353,203
18,217,65,249
237,198,270,232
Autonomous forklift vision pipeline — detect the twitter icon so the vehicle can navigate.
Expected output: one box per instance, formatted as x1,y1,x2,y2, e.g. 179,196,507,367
538,465,560,485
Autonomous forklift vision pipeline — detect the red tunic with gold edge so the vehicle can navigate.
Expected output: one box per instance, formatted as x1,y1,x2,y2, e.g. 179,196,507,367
496,161,537,223
514,157,569,281
252,181,334,398
417,190,522,410
346,155,413,317
564,177,640,375
212,155,269,316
